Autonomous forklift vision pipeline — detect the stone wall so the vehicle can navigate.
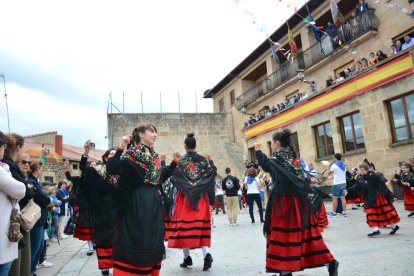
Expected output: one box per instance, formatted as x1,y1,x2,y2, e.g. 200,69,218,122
107,113,246,179
42,162,65,184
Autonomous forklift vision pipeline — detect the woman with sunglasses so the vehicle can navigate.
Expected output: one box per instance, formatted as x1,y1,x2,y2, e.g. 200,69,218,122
2,134,35,276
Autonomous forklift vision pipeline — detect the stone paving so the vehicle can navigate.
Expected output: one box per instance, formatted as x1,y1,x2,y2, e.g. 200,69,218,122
36,202,414,276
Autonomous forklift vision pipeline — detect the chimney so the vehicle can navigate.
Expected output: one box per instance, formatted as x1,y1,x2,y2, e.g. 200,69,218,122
55,135,63,156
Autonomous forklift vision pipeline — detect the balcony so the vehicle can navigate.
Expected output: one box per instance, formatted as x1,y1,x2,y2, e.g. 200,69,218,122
235,9,380,111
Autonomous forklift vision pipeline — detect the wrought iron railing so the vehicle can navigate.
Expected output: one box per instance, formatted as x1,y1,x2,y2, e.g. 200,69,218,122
235,9,380,110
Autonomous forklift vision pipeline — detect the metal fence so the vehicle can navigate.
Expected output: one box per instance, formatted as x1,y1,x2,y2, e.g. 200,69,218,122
235,9,380,110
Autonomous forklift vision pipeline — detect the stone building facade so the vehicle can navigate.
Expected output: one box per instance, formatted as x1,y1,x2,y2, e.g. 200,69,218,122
107,113,246,178
204,0,414,181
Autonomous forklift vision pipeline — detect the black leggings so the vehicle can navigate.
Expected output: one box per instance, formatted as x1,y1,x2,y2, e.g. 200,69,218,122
246,193,264,223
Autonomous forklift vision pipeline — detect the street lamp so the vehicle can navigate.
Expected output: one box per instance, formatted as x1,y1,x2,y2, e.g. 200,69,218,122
0,74,10,133
297,69,306,83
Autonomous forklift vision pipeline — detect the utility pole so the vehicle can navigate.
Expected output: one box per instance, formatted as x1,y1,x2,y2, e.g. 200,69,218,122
178,91,181,113
1,74,11,133
195,91,198,113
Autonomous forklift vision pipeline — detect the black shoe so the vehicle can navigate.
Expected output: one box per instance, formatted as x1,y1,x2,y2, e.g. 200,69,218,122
390,225,399,235
180,256,193,268
203,253,213,271
87,250,94,256
367,230,380,238
101,269,109,275
328,260,339,276
408,211,414,217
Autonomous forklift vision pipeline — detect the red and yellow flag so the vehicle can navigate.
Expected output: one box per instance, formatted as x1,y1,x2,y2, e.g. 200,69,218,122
287,23,298,57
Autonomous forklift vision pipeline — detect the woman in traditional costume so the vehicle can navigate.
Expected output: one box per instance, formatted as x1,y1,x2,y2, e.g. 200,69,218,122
167,133,216,271
349,163,400,237
255,129,338,276
106,124,179,276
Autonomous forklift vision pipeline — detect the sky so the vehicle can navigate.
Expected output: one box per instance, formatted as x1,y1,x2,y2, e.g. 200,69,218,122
0,0,298,149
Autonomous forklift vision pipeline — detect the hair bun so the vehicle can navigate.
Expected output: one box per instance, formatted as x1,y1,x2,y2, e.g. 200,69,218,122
187,133,195,138
282,129,292,137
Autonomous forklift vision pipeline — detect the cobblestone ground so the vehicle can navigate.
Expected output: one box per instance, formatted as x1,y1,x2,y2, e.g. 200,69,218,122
37,202,413,276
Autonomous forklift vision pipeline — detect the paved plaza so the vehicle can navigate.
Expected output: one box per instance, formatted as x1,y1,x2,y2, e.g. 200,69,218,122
37,202,413,276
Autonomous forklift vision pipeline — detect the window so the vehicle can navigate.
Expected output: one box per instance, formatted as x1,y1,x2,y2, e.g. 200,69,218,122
219,98,225,113
248,147,257,163
388,93,414,142
44,176,54,183
340,112,365,152
314,122,335,158
291,132,300,158
73,164,78,170
230,90,235,106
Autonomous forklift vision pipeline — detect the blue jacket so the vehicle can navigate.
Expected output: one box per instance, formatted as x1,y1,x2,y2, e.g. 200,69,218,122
27,175,51,228
50,195,62,214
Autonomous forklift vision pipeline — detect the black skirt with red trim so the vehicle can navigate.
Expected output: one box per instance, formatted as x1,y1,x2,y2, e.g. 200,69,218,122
164,211,171,241
113,260,161,276
167,191,211,249
74,223,94,241
266,195,334,273
402,185,414,211
364,193,400,227
95,243,113,269
317,203,328,231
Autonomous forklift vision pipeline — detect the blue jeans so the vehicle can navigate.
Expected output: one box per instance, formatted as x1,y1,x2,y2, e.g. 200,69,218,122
246,193,263,223
30,225,45,273
0,261,13,276
332,183,346,198
238,195,242,211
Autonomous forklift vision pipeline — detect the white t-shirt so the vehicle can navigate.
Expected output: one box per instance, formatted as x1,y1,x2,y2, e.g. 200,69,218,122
215,179,224,196
330,163,346,185
244,176,260,194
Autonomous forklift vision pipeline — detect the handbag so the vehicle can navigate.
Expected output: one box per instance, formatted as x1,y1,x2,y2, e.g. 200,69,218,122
8,200,23,242
20,199,41,231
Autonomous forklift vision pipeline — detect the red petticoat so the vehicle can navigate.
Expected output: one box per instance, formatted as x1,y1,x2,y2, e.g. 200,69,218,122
346,190,365,204
167,191,211,249
364,193,400,227
73,223,94,241
402,185,414,211
113,260,161,276
317,203,329,231
266,195,334,273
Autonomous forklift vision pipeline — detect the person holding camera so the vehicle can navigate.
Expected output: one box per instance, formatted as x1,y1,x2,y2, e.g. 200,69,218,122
0,131,26,276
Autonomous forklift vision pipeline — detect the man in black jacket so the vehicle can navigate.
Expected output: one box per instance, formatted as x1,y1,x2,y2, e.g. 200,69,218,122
222,168,240,226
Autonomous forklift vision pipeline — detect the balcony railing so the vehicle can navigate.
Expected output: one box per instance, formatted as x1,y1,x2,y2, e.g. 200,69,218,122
235,9,380,111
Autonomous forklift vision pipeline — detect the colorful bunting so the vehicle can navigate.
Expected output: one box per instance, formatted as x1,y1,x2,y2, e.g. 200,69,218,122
268,38,281,64
287,22,298,57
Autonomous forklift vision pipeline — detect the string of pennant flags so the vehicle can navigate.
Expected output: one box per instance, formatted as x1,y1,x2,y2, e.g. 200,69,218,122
234,0,413,65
